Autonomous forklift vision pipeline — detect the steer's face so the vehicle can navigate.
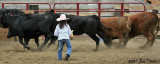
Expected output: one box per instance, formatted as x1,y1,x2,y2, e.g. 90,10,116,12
0,9,6,27
7,28,15,38
0,9,11,27
1,15,9,28
0,12,10,28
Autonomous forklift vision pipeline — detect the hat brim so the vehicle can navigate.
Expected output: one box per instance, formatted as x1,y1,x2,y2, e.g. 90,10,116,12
57,18,69,21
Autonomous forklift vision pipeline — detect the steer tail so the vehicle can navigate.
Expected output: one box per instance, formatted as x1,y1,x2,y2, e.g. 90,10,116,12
91,15,111,31
153,13,159,37
156,18,160,34
150,13,159,39
123,17,132,42
126,17,131,31
91,15,112,47
155,18,159,36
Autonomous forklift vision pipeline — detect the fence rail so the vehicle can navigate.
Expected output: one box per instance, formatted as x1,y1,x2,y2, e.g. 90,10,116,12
53,2,145,17
1,3,52,12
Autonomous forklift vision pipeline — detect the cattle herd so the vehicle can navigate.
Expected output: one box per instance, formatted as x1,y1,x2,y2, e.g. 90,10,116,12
0,9,159,52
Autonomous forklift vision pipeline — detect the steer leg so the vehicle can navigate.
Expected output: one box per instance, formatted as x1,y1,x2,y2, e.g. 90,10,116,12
87,34,100,52
38,32,52,51
115,35,125,48
150,30,156,47
47,36,57,48
97,32,112,48
150,37,155,47
18,36,29,49
38,36,50,51
142,33,153,49
34,36,40,49
24,37,31,50
123,39,129,47
123,31,130,47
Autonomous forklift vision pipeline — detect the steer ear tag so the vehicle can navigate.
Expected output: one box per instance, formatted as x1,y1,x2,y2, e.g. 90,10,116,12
54,11,56,13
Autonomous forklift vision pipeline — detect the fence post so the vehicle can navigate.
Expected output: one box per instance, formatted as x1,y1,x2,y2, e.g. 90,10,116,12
98,3,101,17
121,3,124,16
26,3,29,10
2,3,4,9
77,3,79,16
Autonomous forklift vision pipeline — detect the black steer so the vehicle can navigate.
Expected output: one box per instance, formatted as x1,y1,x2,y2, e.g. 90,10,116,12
0,11,57,50
52,13,111,51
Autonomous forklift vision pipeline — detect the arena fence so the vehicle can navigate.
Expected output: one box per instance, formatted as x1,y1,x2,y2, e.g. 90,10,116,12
1,3,51,12
1,2,146,17
53,2,145,17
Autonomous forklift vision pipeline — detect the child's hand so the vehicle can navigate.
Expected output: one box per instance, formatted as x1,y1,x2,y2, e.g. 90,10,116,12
70,30,74,39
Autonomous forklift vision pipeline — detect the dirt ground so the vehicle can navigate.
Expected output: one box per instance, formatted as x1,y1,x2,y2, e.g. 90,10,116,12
0,37,160,64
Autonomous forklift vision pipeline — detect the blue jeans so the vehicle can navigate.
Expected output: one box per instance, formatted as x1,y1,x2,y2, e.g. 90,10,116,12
58,39,72,60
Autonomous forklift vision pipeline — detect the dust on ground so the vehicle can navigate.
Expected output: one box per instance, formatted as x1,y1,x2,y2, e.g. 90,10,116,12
0,37,160,64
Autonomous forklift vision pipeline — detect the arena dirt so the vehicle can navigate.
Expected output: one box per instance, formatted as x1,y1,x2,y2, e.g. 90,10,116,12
0,37,160,64
0,28,13,40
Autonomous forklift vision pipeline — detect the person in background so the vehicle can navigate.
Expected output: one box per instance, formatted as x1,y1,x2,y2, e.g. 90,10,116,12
54,14,72,61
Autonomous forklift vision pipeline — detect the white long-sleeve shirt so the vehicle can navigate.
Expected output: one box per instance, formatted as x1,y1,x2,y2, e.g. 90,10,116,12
54,24,71,40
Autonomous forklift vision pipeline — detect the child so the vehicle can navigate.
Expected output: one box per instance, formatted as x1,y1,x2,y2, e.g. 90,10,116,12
54,14,72,61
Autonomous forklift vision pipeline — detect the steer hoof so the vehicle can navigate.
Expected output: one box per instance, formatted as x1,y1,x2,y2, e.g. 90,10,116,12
117,44,125,49
38,48,42,51
139,46,149,50
93,50,98,52
24,45,30,50
26,47,30,50
38,47,42,51
37,46,40,50
93,48,98,52
107,45,113,48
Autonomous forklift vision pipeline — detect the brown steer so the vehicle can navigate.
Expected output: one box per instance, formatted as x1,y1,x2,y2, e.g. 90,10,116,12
101,17,131,48
123,12,159,48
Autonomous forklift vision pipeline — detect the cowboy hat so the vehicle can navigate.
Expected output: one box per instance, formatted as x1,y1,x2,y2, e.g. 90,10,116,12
56,14,69,21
